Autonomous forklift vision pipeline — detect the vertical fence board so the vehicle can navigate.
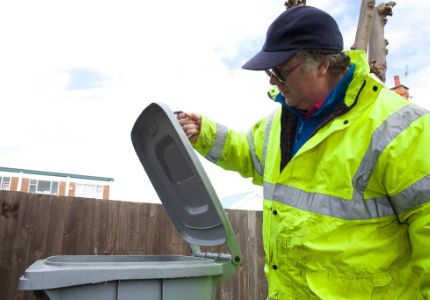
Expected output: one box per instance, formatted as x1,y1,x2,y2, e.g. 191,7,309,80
45,196,66,255
0,192,21,298
257,211,268,299
94,196,109,255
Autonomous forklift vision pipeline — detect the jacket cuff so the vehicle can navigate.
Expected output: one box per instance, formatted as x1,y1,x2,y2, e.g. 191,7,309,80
193,115,217,157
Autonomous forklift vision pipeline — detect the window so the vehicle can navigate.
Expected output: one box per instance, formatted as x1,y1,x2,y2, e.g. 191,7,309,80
29,179,59,195
76,183,104,199
0,176,11,190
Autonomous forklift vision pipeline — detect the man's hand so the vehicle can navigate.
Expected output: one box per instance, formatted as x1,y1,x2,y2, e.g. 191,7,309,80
175,111,202,143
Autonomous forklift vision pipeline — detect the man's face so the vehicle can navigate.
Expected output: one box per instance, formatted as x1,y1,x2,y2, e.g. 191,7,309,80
268,56,323,110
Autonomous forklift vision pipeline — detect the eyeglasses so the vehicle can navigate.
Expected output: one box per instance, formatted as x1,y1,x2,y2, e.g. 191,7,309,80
265,60,303,83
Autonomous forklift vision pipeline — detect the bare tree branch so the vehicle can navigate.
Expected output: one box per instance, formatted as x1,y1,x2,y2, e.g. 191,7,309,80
368,1,396,82
284,0,306,9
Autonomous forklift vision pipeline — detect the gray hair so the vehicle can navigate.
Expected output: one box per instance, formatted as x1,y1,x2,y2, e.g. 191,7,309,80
296,50,350,76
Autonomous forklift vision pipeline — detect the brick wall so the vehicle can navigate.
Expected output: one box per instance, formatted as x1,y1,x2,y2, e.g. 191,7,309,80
10,177,19,191
103,185,110,200
20,178,29,192
59,181,66,196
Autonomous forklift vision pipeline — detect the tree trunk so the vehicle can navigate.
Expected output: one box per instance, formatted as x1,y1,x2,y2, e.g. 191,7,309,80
352,0,376,50
368,1,396,82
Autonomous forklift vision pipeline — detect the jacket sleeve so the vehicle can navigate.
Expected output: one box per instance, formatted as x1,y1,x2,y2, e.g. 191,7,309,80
192,115,268,186
402,203,430,299
380,110,430,299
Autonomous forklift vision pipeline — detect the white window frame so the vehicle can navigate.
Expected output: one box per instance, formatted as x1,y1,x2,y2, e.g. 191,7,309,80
28,179,59,195
0,176,11,191
75,183,104,199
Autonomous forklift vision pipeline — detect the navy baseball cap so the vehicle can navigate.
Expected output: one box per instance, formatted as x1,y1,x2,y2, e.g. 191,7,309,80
242,6,343,70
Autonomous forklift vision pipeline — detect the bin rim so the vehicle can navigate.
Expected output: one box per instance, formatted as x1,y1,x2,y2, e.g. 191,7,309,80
44,254,219,266
19,255,226,290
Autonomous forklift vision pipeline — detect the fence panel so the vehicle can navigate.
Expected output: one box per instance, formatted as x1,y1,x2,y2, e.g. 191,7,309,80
0,191,267,300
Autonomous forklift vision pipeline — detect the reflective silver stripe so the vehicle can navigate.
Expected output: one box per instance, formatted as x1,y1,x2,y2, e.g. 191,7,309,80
353,105,428,199
391,174,430,215
261,112,275,175
248,129,263,176
247,112,276,177
205,123,228,163
264,182,395,220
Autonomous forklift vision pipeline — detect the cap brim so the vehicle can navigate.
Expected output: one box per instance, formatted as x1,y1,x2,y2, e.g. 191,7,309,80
242,50,296,70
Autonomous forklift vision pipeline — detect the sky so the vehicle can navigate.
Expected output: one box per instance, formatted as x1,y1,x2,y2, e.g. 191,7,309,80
1,0,429,203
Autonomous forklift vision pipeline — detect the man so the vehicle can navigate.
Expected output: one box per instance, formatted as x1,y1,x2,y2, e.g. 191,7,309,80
177,6,430,299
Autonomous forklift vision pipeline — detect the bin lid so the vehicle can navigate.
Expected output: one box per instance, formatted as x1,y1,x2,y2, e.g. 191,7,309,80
131,103,238,251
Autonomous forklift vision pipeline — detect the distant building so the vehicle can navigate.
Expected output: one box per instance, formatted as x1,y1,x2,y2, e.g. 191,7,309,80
0,166,113,200
390,75,410,100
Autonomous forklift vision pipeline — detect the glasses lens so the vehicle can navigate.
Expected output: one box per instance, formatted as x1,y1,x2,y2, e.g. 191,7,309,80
273,69,285,82
265,69,285,82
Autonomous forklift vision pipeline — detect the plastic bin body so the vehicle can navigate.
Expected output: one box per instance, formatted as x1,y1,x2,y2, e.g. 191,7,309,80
19,103,242,300
45,278,215,300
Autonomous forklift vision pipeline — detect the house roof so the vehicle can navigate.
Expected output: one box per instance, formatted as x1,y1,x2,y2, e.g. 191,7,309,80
0,166,114,182
390,84,409,90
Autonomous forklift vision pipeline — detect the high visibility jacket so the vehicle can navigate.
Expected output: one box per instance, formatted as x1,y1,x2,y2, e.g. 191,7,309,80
193,50,430,299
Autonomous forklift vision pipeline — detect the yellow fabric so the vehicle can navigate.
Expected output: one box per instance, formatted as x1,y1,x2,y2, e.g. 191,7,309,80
268,86,279,100
196,115,267,185
193,50,430,299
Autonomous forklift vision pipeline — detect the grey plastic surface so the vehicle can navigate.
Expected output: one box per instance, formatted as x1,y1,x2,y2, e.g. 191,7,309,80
19,255,224,290
131,102,231,247
42,277,216,300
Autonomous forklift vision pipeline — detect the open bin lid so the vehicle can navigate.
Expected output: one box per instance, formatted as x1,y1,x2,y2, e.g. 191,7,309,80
131,102,241,264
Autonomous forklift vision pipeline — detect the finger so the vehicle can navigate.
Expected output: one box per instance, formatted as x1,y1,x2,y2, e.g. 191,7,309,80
182,124,200,139
182,123,200,133
181,112,201,123
174,111,187,120
188,112,201,121
178,118,197,127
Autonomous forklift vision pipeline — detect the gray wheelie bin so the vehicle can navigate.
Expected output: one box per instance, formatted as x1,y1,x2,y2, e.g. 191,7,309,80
18,102,243,300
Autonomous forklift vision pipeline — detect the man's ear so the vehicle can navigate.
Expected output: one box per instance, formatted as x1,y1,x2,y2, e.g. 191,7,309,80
318,58,330,76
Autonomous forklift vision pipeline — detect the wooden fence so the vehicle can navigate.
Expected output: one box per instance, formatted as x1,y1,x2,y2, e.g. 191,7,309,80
0,191,267,299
